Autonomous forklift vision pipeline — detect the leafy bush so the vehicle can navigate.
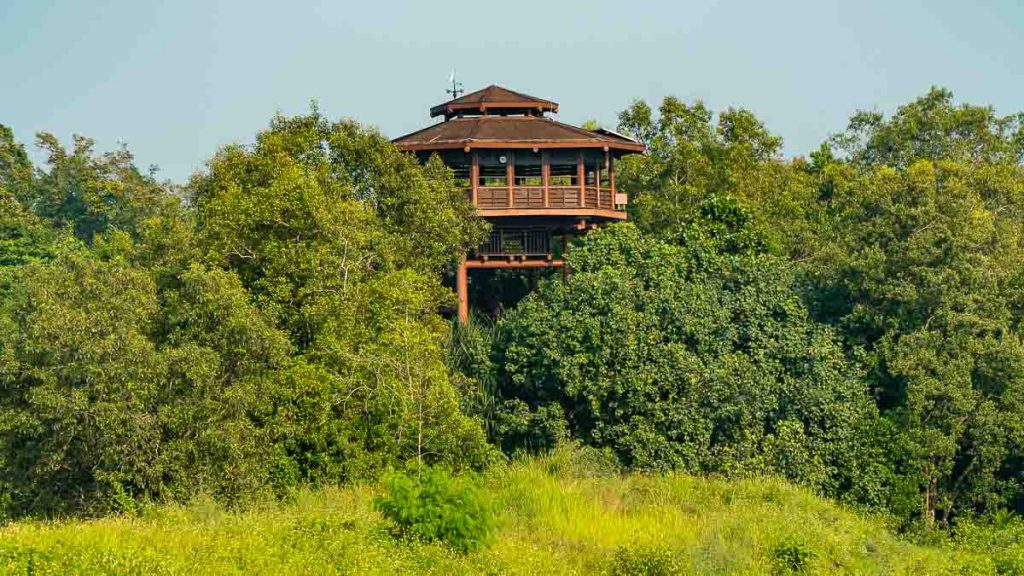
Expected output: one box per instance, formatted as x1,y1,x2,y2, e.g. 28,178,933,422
770,538,813,574
374,468,495,552
538,442,621,479
954,513,1024,575
607,544,681,576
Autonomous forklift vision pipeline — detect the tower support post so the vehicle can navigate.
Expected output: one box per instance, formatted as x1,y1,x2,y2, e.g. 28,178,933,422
456,260,469,324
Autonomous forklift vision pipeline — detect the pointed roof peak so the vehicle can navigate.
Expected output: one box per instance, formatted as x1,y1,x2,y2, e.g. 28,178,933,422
430,85,559,118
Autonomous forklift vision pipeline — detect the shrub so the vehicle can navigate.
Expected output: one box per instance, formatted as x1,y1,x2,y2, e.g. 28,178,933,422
374,468,494,552
607,544,681,576
770,538,813,574
954,513,1024,575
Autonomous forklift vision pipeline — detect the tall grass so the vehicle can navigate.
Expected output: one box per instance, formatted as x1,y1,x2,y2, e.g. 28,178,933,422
0,447,1006,575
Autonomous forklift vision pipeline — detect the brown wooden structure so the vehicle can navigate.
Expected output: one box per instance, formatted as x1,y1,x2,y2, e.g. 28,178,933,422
393,85,645,322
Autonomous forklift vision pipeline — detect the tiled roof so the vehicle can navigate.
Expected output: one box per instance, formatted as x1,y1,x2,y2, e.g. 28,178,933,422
393,116,644,152
430,85,558,118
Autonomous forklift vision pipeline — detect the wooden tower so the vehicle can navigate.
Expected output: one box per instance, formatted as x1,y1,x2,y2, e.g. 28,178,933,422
393,85,646,322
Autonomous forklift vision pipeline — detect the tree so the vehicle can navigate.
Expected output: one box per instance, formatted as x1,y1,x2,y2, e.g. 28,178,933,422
0,250,293,516
0,252,164,515
0,111,494,517
0,125,33,202
615,97,821,259
0,126,56,280
189,110,492,480
493,223,872,491
190,111,485,343
834,87,1024,168
807,88,1024,526
0,187,56,275
20,133,182,245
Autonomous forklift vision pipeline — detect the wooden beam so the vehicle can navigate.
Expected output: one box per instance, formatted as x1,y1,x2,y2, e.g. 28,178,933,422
471,151,479,206
609,153,616,195
464,259,566,270
507,151,514,208
476,207,627,220
438,100,558,115
395,141,645,152
604,150,610,209
577,150,585,208
542,150,550,208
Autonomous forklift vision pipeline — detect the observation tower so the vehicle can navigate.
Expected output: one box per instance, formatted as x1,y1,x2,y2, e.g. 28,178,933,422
393,85,645,321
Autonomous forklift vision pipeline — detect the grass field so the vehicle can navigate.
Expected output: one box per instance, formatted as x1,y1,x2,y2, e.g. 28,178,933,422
0,449,1008,575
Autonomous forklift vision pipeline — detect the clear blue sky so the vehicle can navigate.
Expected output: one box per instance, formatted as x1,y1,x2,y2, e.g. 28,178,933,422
2,0,1021,183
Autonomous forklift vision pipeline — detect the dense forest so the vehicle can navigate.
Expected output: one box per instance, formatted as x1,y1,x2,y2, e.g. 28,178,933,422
1,87,1023,553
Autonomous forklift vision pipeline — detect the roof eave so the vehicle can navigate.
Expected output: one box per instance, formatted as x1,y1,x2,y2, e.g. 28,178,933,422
394,140,645,153
429,102,559,118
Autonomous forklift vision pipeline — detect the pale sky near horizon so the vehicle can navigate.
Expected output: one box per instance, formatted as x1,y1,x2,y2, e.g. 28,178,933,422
1,0,1021,183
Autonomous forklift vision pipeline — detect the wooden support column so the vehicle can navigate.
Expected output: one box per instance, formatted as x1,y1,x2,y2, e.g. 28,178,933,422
470,150,478,206
610,153,616,198
542,150,550,207
604,149,610,208
507,151,514,208
456,260,469,324
577,150,585,207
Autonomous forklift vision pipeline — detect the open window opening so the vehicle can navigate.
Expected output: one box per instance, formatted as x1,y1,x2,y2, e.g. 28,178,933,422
548,150,579,186
513,151,542,186
477,150,509,188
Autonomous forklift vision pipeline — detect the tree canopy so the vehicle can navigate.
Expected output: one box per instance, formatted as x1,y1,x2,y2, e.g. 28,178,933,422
0,114,492,517
2,88,1024,532
490,223,872,495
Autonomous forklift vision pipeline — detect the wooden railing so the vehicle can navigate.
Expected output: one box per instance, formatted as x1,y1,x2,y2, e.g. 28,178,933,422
514,186,545,208
476,187,508,209
549,186,579,208
469,186,621,211
477,229,551,257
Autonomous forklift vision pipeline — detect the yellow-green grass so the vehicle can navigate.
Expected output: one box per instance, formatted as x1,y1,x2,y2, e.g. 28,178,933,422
0,451,995,575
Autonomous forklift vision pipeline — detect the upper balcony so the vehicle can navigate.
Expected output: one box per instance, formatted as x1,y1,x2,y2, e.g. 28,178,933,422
461,148,627,220
392,85,645,221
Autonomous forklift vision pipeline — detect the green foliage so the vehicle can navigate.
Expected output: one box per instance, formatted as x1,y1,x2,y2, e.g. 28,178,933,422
770,538,814,575
607,87,1024,528
0,252,165,515
615,98,818,259
375,468,495,552
607,544,682,576
954,513,1024,574
0,112,492,518
447,315,500,435
0,251,291,516
0,454,1000,575
26,132,181,244
188,110,492,481
0,127,58,292
493,223,872,493
803,88,1024,526
0,188,56,273
3,85,1024,541
834,87,1024,168
0,124,34,202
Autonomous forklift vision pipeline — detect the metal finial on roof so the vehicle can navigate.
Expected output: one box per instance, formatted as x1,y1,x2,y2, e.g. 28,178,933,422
446,69,464,100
